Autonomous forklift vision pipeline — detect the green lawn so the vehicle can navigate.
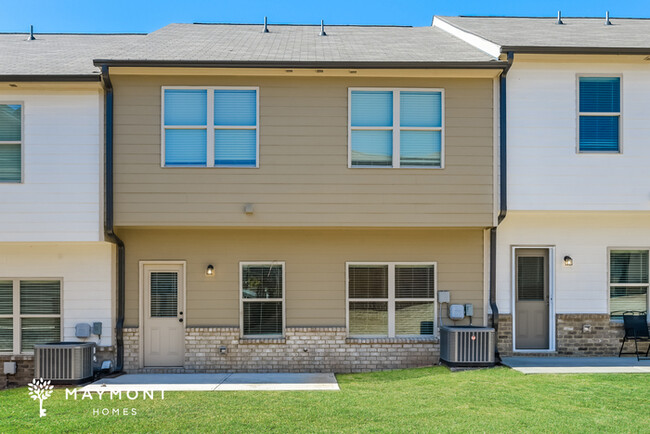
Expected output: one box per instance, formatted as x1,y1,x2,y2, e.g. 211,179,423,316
1,367,648,433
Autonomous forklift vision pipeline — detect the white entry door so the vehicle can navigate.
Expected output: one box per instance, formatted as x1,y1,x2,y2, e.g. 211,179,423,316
143,263,185,367
515,249,550,350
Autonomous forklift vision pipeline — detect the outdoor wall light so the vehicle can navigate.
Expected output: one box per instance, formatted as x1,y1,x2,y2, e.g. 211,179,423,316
563,256,573,267
206,264,215,276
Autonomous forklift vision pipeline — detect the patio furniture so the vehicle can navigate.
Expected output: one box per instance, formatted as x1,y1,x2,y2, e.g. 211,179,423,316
618,311,650,361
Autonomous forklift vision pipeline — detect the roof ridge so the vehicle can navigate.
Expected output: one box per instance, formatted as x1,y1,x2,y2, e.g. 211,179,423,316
0,32,147,35
190,22,413,27
452,15,650,20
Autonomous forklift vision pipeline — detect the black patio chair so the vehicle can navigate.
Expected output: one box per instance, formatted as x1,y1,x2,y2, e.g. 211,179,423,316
618,311,650,361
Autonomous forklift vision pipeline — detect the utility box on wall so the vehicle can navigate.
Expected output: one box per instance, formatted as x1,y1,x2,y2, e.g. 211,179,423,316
3,362,16,375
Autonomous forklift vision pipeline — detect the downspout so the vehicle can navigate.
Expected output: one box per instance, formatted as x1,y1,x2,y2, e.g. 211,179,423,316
490,52,514,361
100,65,126,373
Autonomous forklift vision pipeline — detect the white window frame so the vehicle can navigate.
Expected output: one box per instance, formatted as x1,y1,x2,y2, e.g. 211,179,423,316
607,248,649,321
347,88,445,169
161,86,260,168
576,74,623,154
0,101,24,183
345,262,437,338
239,261,285,338
0,278,63,355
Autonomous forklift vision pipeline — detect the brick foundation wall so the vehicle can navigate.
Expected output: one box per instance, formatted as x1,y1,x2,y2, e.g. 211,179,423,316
0,355,34,389
123,328,140,371
493,314,513,357
493,313,628,356
123,327,438,373
556,314,625,356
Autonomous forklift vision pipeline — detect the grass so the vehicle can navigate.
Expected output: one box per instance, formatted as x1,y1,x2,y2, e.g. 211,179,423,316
1,367,649,433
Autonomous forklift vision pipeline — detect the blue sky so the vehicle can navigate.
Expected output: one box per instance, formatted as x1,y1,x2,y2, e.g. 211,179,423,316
2,0,648,33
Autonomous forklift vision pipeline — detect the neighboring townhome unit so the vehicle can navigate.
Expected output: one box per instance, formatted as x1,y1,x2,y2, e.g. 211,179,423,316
98,22,505,372
0,30,144,387
435,15,650,356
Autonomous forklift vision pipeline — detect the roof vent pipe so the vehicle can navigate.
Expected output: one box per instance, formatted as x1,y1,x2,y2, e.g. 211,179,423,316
27,24,35,41
605,11,612,25
556,11,563,25
263,16,269,33
320,19,327,36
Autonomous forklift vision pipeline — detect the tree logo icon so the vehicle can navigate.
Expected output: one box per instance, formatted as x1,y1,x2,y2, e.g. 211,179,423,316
27,378,54,417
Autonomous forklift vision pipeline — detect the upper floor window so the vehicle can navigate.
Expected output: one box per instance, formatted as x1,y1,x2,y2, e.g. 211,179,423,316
162,87,259,168
578,77,620,153
0,103,22,183
609,250,648,320
349,89,444,168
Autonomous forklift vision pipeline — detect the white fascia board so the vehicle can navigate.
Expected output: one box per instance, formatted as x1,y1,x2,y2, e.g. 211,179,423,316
433,17,502,59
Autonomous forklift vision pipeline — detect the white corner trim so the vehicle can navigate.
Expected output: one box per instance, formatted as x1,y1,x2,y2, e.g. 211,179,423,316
432,17,502,59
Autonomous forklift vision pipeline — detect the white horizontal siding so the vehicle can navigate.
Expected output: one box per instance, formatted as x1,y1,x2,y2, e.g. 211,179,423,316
0,90,103,242
507,61,650,211
0,242,114,346
497,211,650,314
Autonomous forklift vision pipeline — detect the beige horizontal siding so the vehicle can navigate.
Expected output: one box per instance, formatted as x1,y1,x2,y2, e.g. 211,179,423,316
113,75,494,227
120,228,485,328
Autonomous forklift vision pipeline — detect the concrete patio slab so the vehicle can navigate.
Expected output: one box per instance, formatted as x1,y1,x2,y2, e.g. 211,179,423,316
82,373,339,392
218,373,338,391
502,357,650,374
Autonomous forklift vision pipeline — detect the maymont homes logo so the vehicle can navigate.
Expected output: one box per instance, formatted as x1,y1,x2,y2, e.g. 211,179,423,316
27,378,54,417
28,377,165,418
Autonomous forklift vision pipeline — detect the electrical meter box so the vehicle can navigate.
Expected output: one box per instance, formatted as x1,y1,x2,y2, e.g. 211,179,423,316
449,304,465,320
75,323,91,338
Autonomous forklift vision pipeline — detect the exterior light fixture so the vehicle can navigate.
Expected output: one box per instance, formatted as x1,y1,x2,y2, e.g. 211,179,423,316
563,256,573,267
206,264,215,276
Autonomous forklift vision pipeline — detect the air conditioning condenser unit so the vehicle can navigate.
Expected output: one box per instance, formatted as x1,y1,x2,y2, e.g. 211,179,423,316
440,326,495,367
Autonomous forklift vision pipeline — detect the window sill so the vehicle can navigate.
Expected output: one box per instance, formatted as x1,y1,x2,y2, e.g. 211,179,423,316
348,166,443,170
0,353,35,359
239,337,286,344
161,165,259,169
345,336,438,344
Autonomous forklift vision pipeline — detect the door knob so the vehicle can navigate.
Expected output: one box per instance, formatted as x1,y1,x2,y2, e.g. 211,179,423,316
178,318,183,323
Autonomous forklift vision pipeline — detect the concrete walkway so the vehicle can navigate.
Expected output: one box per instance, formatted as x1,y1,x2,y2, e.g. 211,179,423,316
82,373,339,392
502,357,650,374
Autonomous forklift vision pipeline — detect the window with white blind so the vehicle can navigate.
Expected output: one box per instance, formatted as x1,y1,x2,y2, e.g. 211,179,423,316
348,88,444,168
347,263,436,338
162,87,259,168
578,76,621,153
240,262,284,337
0,103,22,183
609,250,648,319
0,279,61,354
150,272,178,317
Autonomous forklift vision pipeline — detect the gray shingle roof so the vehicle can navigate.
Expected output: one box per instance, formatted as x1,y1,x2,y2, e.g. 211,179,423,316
0,33,145,78
95,23,498,65
0,24,502,77
437,16,650,52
